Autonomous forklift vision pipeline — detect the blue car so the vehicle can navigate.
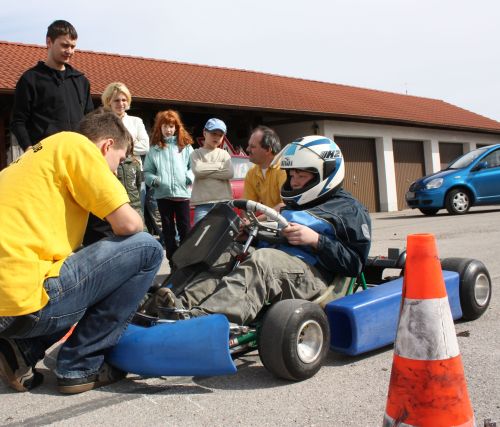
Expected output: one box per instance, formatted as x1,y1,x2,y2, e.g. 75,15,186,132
406,143,500,215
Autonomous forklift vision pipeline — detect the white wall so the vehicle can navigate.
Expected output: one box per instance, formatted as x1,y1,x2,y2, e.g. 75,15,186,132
274,119,500,212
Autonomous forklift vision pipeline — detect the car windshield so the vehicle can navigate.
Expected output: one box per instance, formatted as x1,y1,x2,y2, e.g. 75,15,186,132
231,156,251,179
447,147,489,169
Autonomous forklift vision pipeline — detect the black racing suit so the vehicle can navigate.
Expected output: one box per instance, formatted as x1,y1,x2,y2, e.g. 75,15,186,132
288,188,372,282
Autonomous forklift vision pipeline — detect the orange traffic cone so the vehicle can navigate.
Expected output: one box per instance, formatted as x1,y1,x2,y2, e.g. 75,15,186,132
383,233,475,427
58,324,76,343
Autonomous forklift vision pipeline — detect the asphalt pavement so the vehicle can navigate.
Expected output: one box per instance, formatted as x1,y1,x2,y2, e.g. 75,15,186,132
1,206,499,426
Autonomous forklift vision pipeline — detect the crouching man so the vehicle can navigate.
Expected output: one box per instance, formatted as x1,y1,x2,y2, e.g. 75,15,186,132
0,110,163,394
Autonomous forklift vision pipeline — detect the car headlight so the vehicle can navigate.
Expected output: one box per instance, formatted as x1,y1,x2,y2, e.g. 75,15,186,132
425,178,443,189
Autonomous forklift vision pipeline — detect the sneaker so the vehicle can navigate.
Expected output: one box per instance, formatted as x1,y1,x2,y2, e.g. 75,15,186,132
57,362,126,394
154,288,192,320
157,306,192,321
157,287,184,310
139,287,184,317
0,338,44,392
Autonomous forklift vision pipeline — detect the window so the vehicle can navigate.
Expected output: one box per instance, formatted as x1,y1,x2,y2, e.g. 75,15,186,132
482,149,500,168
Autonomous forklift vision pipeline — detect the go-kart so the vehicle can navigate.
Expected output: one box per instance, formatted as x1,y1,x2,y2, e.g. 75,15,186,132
107,200,492,382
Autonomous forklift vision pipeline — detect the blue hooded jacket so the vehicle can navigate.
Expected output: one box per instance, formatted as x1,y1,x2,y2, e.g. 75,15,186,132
143,136,194,199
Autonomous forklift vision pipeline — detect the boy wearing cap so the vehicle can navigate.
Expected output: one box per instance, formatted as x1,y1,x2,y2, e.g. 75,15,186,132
190,118,234,223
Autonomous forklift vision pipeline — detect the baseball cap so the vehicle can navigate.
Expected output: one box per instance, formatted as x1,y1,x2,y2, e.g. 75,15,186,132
204,118,227,134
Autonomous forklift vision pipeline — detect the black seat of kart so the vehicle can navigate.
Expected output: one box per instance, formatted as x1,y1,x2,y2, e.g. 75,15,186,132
167,203,241,296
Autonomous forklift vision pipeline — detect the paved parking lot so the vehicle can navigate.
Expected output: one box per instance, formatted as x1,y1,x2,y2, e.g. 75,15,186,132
1,206,499,426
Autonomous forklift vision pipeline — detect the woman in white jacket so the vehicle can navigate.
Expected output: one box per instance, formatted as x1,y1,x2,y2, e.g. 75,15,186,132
101,82,149,206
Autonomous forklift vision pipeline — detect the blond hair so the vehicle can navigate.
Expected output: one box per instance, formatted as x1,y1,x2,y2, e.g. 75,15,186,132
101,82,132,109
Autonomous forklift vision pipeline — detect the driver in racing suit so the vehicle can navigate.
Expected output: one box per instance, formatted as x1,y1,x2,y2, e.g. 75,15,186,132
151,136,371,325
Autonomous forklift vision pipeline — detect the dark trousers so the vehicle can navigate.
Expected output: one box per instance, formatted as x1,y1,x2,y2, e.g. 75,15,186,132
157,198,191,264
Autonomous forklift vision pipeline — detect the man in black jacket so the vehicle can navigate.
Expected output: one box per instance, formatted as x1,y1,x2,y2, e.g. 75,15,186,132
11,20,94,151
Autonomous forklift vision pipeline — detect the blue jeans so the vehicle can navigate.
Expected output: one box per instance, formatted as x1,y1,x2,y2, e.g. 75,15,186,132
10,232,163,379
193,203,215,224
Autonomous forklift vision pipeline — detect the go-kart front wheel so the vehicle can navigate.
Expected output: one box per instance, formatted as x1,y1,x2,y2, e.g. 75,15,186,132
441,257,491,320
258,299,330,381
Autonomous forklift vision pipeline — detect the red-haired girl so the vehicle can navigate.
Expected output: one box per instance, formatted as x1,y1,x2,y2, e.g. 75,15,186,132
144,110,194,267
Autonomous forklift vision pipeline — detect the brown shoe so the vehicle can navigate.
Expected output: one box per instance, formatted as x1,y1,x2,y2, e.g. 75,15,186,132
0,338,43,392
57,362,126,394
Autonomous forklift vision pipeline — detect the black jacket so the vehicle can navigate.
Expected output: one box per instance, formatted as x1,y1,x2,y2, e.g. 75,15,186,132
11,61,94,150
310,189,372,280
280,189,372,281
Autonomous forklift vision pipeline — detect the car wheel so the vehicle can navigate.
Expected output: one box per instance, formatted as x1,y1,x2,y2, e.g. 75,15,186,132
258,299,330,381
441,258,491,320
419,208,440,216
445,189,471,215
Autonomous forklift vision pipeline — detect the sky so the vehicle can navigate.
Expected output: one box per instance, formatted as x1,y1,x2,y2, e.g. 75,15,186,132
1,0,499,121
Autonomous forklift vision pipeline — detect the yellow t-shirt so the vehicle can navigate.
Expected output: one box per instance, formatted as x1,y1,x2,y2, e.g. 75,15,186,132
243,163,287,208
0,132,129,316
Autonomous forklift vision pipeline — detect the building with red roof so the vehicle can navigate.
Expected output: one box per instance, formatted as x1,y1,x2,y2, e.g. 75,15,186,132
1,41,499,211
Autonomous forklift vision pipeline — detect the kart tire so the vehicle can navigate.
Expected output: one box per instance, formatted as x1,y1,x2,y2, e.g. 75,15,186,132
419,208,439,216
441,257,491,320
445,189,471,215
258,299,330,381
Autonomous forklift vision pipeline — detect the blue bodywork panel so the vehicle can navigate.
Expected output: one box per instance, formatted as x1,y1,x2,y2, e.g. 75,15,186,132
107,314,237,376
325,270,462,355
107,271,463,376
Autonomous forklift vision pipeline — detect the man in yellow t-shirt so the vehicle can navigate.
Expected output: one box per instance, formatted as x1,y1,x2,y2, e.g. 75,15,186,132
0,111,163,394
243,126,287,212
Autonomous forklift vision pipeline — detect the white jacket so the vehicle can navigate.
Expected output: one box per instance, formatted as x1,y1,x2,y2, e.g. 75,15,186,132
122,114,149,167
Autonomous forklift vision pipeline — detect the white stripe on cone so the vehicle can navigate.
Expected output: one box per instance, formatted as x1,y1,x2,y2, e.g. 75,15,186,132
395,297,460,360
383,413,475,427
383,413,415,427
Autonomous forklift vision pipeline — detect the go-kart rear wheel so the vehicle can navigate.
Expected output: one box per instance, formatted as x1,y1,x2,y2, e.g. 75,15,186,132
258,299,330,381
441,257,491,320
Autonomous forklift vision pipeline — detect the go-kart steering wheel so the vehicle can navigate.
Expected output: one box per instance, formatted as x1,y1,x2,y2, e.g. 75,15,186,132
229,199,289,244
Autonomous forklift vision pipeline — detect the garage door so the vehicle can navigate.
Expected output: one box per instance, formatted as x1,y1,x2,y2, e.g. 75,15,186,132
393,140,425,210
335,136,379,212
439,142,463,170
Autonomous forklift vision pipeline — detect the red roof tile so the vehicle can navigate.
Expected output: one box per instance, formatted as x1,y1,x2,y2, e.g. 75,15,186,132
1,40,500,133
